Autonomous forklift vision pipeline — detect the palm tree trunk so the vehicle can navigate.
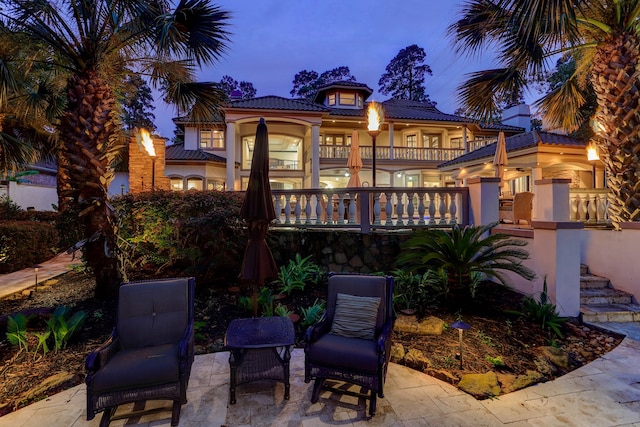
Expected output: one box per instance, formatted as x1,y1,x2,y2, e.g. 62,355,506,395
58,70,120,299
590,32,640,229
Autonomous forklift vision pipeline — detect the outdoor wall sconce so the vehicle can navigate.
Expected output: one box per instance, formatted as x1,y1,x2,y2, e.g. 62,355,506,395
450,320,471,369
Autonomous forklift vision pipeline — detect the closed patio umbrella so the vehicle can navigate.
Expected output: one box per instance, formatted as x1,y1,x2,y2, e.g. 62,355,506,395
493,131,508,192
240,118,277,317
347,130,363,188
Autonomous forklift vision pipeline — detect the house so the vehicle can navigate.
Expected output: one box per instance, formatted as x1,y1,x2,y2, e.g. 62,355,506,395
168,81,527,192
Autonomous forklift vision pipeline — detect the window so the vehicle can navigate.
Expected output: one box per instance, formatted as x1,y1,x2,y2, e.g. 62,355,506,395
199,129,224,149
324,134,346,145
186,177,203,190
170,177,183,191
206,179,225,191
406,134,418,148
338,93,356,106
450,137,464,149
328,94,336,106
243,134,303,170
422,133,440,148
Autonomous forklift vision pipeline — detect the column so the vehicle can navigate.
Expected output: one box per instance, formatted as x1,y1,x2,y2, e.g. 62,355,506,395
532,221,583,317
311,124,320,188
388,122,395,160
226,121,236,191
463,126,468,153
467,177,500,227
534,178,570,222
531,166,543,219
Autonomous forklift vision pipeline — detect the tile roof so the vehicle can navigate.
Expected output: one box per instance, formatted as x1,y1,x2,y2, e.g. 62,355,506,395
438,131,587,168
165,143,226,163
227,96,329,112
316,81,373,92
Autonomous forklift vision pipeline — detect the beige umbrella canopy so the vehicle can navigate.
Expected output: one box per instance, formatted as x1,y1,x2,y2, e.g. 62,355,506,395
347,130,363,188
493,131,508,190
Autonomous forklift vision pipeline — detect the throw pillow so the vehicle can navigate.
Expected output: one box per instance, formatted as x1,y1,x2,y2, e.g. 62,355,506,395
330,293,381,340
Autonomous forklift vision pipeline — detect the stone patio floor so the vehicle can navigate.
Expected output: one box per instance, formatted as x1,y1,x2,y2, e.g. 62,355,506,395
1,339,640,427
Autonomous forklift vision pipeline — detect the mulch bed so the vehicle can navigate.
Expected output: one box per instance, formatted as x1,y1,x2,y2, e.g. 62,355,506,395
0,271,625,416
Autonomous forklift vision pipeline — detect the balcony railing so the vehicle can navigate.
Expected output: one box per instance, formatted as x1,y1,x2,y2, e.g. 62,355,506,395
271,187,469,232
318,145,463,161
569,188,610,226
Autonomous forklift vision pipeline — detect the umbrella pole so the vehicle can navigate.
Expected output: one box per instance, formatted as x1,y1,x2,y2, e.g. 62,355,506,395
252,282,258,318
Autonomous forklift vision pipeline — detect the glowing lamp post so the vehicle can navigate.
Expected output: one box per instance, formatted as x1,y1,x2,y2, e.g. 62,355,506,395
367,102,383,187
587,141,600,188
139,129,156,190
451,320,471,369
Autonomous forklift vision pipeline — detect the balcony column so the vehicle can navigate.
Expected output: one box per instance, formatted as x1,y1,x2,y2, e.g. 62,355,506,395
463,126,468,153
388,122,395,160
531,166,543,219
225,121,236,191
311,124,320,188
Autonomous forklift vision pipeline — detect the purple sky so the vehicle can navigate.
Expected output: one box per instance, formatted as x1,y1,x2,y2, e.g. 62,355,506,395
155,0,514,138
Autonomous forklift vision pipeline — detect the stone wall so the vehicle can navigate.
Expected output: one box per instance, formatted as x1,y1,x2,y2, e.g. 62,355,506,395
269,229,412,273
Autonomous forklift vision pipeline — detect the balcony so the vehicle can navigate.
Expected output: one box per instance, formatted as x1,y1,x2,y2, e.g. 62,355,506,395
318,145,465,162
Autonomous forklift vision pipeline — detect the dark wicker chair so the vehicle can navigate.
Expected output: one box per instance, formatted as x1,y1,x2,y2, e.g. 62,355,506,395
304,273,394,416
85,277,195,427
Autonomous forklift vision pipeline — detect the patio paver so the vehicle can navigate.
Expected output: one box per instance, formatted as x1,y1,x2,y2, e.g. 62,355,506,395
1,339,639,427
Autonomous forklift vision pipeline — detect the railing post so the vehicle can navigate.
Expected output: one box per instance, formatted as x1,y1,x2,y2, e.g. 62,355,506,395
467,177,500,226
360,191,371,234
534,178,570,222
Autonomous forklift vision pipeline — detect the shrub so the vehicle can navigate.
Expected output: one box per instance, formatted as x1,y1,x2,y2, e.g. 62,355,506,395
0,221,59,273
274,254,321,295
113,190,245,284
0,195,22,220
397,222,536,304
511,276,566,337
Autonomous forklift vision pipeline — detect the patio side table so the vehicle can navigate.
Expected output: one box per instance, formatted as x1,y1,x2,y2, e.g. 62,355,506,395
224,316,295,404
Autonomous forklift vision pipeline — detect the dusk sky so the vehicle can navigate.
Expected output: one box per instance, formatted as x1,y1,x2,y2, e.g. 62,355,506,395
155,0,527,138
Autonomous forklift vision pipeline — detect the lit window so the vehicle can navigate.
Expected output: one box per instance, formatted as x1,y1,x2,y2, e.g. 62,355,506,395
328,94,336,105
170,177,183,191
339,93,356,106
243,134,303,170
186,177,203,190
199,129,224,149
406,134,418,148
422,133,440,148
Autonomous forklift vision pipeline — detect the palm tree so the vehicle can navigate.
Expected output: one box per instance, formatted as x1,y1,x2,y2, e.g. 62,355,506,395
449,0,640,229
0,0,230,298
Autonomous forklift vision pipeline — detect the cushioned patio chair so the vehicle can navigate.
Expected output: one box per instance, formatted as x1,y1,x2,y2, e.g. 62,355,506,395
85,277,195,427
304,273,394,416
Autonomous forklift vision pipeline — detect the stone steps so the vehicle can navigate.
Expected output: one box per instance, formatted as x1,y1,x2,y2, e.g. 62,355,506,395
580,264,639,323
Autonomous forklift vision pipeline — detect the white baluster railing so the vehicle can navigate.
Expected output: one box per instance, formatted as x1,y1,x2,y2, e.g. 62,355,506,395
569,189,610,226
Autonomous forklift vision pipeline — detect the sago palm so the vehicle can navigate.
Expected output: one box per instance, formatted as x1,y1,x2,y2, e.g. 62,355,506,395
397,222,536,301
0,0,230,297
450,0,640,229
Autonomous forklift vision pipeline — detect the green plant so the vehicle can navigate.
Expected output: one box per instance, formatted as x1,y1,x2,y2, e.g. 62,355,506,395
33,331,51,356
300,299,326,329
509,276,566,338
45,306,86,351
274,254,320,295
193,320,208,343
6,314,30,351
397,222,536,303
486,355,505,367
274,303,293,317
238,287,277,317
476,330,494,347
392,269,422,312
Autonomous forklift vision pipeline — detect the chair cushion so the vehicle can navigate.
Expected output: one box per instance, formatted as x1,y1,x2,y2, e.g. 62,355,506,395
307,333,378,372
90,344,180,393
329,293,381,340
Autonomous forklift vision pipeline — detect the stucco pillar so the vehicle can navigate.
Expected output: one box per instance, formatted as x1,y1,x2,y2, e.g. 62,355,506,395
532,221,583,317
534,178,570,222
467,177,500,226
463,126,468,153
311,124,320,188
531,167,543,219
225,121,236,191
388,122,395,160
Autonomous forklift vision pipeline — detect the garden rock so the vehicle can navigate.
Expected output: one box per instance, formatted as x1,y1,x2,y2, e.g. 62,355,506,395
539,346,570,369
390,343,405,363
426,368,459,384
458,372,501,399
497,370,545,393
18,371,79,404
394,315,444,335
404,348,429,370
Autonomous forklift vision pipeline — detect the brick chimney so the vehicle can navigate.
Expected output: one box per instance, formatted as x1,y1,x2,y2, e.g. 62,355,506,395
128,135,170,193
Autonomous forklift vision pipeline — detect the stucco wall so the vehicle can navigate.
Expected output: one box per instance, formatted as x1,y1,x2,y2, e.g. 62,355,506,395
581,227,640,303
3,182,57,211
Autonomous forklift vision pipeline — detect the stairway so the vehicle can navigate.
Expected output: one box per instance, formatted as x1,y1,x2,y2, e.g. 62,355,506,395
580,264,640,322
